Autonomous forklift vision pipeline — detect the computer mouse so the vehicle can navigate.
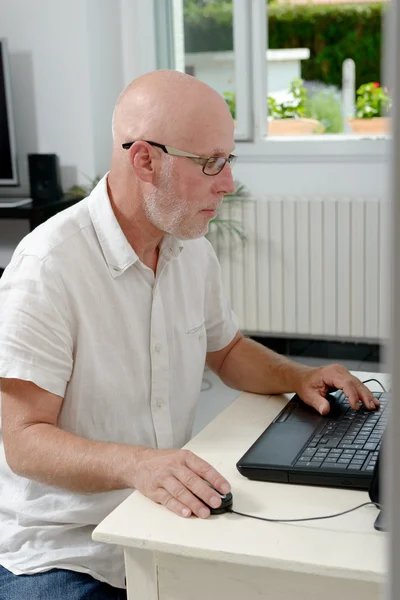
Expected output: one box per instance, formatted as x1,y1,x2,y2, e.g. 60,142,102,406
325,386,340,400
207,491,233,515
196,483,233,515
324,387,346,415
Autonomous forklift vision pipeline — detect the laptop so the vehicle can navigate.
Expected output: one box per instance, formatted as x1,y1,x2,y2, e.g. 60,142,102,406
237,388,388,490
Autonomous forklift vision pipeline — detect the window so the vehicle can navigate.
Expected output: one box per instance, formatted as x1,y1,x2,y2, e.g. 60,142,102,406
266,0,389,138
180,0,253,140
169,0,390,156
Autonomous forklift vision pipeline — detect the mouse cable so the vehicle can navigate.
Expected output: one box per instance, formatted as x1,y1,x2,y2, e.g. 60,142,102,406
362,378,386,392
228,502,381,523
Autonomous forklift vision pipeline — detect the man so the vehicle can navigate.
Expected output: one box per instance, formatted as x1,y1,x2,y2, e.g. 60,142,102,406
0,70,378,598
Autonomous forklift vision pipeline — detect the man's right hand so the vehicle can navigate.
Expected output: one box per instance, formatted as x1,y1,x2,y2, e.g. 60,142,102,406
1,379,230,510
132,448,231,519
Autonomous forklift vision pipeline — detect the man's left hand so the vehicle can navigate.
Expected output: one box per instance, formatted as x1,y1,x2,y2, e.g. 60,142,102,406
295,363,381,415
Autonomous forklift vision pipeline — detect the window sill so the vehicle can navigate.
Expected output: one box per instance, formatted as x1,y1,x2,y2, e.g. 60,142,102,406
235,134,390,164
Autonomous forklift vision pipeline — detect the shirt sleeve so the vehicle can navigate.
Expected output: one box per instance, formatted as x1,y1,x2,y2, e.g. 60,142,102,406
0,253,73,397
203,240,239,353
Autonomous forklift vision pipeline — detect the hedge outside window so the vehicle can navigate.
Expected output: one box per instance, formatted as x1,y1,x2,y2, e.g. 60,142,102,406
183,1,384,89
183,0,387,137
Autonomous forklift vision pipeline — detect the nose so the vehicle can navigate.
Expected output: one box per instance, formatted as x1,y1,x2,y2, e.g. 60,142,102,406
217,162,236,195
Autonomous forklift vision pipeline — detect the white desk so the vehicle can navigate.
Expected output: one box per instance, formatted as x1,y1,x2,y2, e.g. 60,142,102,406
93,371,387,599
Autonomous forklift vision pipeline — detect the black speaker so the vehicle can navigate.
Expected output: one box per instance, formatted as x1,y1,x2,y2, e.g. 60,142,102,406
28,154,63,205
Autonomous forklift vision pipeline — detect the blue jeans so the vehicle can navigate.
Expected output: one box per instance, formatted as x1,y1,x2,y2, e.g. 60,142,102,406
0,565,127,599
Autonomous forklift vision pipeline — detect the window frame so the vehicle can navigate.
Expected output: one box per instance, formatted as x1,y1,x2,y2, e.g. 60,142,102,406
130,0,390,164
247,0,390,162
232,0,253,141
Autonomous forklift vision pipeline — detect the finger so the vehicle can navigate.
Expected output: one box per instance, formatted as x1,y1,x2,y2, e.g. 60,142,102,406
342,381,361,410
163,475,211,519
179,466,224,509
184,451,231,495
154,487,193,519
342,379,378,411
354,381,379,410
304,393,331,416
371,393,381,407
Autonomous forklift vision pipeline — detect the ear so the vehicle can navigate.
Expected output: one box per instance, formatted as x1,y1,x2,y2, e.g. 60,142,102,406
128,142,157,183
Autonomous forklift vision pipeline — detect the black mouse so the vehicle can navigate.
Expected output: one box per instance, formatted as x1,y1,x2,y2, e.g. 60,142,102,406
325,386,342,405
326,386,340,399
324,387,347,415
207,490,233,515
196,483,233,514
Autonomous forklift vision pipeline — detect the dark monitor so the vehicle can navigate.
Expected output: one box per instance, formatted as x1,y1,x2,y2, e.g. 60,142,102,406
0,38,18,186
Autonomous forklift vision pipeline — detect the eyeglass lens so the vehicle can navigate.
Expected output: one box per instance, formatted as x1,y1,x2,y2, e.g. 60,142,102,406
204,156,234,175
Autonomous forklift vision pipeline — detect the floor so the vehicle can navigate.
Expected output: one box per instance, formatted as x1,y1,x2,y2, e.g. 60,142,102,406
192,355,382,436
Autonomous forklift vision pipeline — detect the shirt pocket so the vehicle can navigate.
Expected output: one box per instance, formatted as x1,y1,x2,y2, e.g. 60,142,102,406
181,320,207,393
185,321,206,336
183,320,207,364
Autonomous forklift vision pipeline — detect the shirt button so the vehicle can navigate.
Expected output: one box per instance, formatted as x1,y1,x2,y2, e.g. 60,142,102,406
157,399,163,408
155,343,162,353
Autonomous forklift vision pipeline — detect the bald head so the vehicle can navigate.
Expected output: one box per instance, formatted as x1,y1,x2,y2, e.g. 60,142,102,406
111,70,233,154
107,70,236,247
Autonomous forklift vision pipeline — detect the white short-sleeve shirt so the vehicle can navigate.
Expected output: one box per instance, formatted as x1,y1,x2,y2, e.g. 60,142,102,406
0,175,238,588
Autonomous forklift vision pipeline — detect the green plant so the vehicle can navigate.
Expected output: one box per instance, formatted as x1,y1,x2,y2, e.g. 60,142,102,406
223,91,236,119
67,175,101,199
224,78,308,121
268,78,307,119
184,2,384,89
206,180,249,241
355,82,391,119
305,88,344,133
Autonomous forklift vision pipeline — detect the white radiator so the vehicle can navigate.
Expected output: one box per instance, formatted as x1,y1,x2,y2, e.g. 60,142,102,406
207,198,390,341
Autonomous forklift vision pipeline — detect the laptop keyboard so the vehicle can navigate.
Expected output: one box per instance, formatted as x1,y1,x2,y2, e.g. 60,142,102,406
294,392,388,472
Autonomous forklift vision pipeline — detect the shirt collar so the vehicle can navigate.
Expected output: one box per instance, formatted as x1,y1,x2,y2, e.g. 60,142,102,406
159,234,184,259
88,175,183,277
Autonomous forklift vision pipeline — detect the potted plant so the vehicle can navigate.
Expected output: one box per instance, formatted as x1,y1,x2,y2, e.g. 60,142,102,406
304,88,344,134
66,175,101,199
223,78,321,135
348,82,391,134
267,78,320,136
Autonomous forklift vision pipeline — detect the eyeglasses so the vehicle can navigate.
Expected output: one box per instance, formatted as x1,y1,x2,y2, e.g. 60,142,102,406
122,140,236,176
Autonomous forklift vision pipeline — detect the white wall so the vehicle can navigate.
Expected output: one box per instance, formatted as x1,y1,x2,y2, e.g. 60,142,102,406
0,0,127,195
1,0,95,197
86,0,124,177
235,135,389,198
0,0,126,267
234,156,388,198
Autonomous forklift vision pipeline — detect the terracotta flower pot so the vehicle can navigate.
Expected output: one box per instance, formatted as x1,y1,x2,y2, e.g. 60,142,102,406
348,117,390,134
267,118,320,136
